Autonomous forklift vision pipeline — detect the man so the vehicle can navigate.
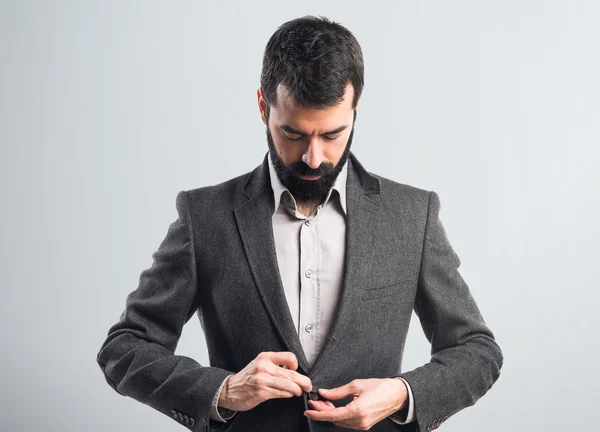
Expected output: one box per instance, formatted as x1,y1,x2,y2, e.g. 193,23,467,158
97,15,503,432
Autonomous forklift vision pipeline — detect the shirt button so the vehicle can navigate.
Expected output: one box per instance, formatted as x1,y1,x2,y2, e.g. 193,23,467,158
305,270,312,278
305,219,311,226
305,324,313,332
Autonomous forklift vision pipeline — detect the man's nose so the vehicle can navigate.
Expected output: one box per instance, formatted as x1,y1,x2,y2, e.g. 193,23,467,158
301,138,324,169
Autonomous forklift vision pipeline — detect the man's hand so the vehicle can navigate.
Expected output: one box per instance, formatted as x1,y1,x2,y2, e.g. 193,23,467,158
218,351,312,412
304,378,408,430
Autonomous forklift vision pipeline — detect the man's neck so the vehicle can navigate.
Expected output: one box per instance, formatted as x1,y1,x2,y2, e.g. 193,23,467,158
296,199,322,218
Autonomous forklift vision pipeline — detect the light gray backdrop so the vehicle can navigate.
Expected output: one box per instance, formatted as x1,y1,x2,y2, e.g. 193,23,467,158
1,1,598,431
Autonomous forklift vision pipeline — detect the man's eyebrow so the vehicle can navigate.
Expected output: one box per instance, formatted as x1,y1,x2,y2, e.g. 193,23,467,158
278,124,349,136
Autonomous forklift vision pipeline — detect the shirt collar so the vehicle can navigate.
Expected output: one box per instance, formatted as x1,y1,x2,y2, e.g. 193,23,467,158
267,152,348,216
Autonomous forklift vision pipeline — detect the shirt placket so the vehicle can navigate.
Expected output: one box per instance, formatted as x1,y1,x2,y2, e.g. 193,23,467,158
298,207,322,367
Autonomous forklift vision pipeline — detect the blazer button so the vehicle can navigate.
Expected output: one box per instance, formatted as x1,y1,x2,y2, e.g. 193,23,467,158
190,417,195,427
170,409,177,418
309,391,320,401
184,415,189,423
178,412,183,421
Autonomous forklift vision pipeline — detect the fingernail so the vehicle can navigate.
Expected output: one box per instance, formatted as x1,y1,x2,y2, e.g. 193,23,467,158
320,388,329,392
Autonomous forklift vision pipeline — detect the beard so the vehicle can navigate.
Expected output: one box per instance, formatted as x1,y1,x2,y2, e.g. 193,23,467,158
266,110,356,205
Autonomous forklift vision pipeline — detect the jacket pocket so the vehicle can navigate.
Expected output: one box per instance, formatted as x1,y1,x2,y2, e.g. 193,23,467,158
361,277,413,301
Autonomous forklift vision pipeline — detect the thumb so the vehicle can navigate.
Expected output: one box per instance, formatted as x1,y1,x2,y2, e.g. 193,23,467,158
319,382,359,400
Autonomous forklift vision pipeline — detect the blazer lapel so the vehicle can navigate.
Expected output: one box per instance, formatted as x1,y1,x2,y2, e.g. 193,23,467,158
308,152,384,378
233,154,311,373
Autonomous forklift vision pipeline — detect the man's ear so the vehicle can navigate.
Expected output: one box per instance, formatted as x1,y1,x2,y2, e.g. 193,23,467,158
257,88,268,125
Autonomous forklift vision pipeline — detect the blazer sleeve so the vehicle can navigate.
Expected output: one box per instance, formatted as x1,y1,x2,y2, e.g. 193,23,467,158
398,191,504,432
96,190,235,432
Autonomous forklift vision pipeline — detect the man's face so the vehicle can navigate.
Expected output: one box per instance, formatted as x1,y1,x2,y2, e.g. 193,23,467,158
259,83,358,204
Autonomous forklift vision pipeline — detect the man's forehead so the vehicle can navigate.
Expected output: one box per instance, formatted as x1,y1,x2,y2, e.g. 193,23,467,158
275,83,297,106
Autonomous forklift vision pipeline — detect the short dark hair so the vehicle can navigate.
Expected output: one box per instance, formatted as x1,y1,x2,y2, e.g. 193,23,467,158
260,15,364,116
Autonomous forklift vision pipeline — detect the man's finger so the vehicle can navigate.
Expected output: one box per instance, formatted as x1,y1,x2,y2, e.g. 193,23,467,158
255,373,304,398
304,405,353,422
308,399,335,410
318,381,360,400
274,364,312,392
268,351,298,371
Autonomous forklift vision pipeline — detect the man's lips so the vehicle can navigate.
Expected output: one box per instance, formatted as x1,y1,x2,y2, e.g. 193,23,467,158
297,174,322,181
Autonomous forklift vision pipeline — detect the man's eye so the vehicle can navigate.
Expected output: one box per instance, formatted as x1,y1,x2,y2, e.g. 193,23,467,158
285,134,340,141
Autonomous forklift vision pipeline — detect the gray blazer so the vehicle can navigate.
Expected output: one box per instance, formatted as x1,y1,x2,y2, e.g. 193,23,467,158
96,151,503,432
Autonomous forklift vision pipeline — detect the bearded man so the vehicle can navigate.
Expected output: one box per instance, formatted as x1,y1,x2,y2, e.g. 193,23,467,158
97,15,503,432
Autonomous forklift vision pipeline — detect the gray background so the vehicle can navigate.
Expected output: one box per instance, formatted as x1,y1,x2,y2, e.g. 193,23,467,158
1,1,598,431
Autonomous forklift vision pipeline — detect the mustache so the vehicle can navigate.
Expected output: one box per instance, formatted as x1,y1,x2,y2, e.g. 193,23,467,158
288,161,335,177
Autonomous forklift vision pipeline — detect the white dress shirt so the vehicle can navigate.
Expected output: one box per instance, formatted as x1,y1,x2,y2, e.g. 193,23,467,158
209,154,416,425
